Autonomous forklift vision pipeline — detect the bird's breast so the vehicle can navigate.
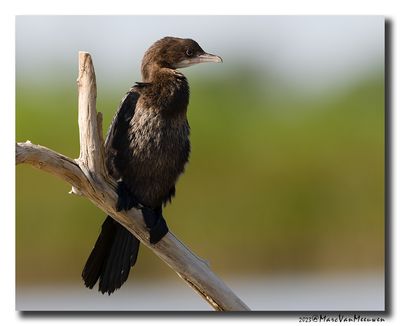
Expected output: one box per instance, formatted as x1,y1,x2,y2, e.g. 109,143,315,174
125,108,190,207
130,108,190,162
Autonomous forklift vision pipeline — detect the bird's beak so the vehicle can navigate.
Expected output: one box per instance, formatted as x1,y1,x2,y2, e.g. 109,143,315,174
196,52,223,64
175,52,223,68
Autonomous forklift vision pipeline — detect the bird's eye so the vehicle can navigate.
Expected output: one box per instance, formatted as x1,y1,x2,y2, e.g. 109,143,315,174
186,49,193,57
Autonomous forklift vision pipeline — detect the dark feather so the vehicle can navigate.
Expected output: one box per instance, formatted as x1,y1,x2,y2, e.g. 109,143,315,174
104,89,140,180
82,216,140,294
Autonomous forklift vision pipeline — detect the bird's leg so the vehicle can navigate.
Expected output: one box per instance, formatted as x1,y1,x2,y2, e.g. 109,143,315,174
143,208,169,244
116,181,168,243
116,180,141,211
141,206,169,244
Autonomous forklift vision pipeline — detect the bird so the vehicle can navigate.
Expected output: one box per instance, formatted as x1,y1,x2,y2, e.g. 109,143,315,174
81,37,222,294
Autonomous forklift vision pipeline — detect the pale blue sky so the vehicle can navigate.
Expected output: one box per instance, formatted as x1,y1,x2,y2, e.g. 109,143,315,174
16,16,384,94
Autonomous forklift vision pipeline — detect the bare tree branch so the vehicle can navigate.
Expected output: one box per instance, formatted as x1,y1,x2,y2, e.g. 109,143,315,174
15,51,250,311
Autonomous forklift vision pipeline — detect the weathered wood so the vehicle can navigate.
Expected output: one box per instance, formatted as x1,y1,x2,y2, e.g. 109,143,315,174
77,52,105,176
15,51,250,311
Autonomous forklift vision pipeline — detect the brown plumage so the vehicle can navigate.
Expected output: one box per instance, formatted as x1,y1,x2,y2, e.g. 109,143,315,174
82,37,222,294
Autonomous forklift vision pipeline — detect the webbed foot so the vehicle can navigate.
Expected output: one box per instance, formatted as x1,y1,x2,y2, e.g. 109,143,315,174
141,206,169,244
115,181,168,244
116,181,140,211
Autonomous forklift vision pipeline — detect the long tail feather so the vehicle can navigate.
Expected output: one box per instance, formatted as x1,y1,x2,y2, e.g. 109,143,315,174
82,216,140,294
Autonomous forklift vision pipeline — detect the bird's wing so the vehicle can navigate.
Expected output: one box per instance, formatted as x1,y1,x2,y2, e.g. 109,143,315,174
104,89,140,179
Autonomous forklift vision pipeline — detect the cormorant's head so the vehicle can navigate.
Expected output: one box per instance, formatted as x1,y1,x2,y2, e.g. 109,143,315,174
141,37,222,81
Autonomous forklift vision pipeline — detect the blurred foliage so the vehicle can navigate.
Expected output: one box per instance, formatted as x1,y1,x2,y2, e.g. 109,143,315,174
16,66,384,285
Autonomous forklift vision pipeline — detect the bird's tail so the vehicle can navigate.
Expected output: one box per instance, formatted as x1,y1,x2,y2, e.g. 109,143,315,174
82,216,140,294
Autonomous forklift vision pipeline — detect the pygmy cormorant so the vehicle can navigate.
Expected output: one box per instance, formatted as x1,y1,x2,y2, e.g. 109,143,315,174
81,37,222,294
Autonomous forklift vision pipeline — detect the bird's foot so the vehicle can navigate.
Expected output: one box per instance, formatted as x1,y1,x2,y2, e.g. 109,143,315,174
116,181,141,211
141,207,169,244
116,181,168,243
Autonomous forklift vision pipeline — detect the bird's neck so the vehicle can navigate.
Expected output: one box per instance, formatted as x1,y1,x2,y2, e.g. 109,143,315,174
141,68,190,116
142,65,178,82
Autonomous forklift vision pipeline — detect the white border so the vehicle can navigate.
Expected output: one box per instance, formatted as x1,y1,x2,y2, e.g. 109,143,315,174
1,1,399,325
